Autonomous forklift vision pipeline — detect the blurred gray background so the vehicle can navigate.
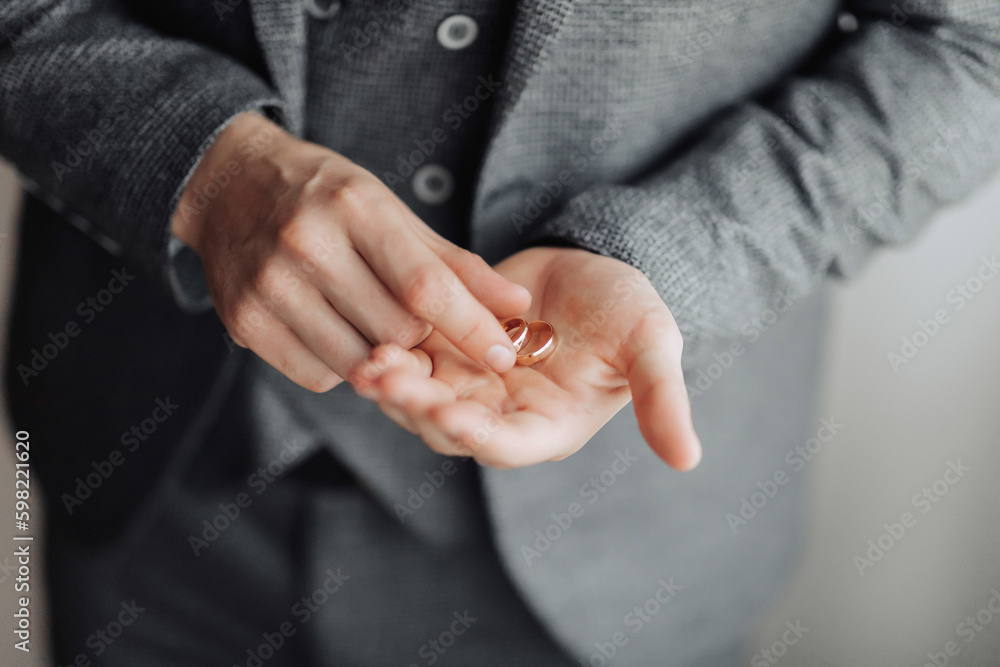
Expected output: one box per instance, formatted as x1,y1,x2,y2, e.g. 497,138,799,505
1,160,998,665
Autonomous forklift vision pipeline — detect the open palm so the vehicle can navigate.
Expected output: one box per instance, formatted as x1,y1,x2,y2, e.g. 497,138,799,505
351,247,701,470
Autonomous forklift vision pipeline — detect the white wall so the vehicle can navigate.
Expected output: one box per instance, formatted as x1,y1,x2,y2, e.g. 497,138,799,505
1,161,999,666
751,173,1000,666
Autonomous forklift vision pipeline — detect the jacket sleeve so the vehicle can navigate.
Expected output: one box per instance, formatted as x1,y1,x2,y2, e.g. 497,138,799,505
531,0,1000,370
0,0,287,311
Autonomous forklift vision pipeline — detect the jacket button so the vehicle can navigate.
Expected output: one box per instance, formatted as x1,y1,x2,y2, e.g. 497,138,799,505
304,0,341,20
837,11,859,32
436,15,478,50
412,165,455,205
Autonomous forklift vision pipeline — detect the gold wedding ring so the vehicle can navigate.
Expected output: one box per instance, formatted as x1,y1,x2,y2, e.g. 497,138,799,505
515,320,557,366
503,317,529,351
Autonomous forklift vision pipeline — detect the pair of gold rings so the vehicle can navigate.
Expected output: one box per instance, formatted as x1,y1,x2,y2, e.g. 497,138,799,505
503,317,557,366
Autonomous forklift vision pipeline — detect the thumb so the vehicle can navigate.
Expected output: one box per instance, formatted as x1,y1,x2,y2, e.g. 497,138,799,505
622,314,702,471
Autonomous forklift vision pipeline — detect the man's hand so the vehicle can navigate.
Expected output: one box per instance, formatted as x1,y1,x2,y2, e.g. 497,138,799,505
171,112,530,392
351,247,702,470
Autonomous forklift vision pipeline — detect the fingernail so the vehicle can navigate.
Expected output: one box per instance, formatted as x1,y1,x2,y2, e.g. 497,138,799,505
688,450,702,470
682,442,703,471
515,284,532,300
485,344,516,372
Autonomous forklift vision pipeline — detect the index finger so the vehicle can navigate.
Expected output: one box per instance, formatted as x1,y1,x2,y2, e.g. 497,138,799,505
350,205,520,373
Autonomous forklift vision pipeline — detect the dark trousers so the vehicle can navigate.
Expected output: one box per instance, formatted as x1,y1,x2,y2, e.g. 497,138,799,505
44,369,578,667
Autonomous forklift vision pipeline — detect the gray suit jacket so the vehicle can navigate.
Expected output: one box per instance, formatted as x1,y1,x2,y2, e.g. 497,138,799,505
3,0,1000,663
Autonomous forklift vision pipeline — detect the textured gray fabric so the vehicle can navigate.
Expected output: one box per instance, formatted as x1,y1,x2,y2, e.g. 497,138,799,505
303,0,513,241
249,356,490,549
4,1,1000,665
519,0,1000,370
483,288,828,666
0,1,286,310
44,377,577,666
301,480,579,666
4,0,998,363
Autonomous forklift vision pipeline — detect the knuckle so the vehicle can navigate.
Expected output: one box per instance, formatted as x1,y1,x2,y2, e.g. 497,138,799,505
218,297,245,326
402,268,453,315
251,265,292,302
328,174,375,218
276,218,315,259
283,353,339,392
305,372,340,393
312,329,347,361
221,295,259,331
389,318,432,349
458,248,490,272
314,329,367,375
227,330,250,349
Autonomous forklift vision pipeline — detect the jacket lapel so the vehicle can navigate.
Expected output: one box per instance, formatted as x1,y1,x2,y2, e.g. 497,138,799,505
247,0,309,135
490,0,576,137
469,0,577,264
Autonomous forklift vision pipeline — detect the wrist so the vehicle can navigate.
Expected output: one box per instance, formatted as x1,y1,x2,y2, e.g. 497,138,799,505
170,111,290,255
